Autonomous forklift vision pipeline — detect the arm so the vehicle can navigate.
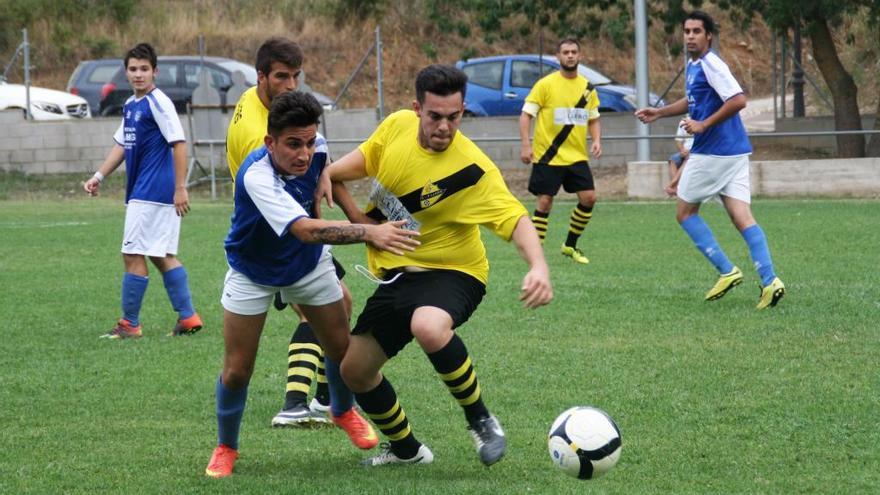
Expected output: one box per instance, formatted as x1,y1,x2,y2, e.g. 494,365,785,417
289,218,419,256
634,97,689,123
332,181,375,224
510,216,553,309
83,144,125,196
171,141,190,216
588,118,602,158
681,94,747,134
316,148,370,210
519,112,534,164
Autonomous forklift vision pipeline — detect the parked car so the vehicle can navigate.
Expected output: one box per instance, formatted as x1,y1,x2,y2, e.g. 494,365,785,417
0,80,91,120
66,58,121,116
455,54,665,116
92,56,335,116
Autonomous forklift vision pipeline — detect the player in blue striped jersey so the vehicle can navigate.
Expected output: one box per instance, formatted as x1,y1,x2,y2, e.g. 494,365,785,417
636,11,785,309
84,43,203,338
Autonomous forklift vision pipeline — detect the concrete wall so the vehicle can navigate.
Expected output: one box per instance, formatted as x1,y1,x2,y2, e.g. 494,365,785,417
628,158,880,199
771,116,878,155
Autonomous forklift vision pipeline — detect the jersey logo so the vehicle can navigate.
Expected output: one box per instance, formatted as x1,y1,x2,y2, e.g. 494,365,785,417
134,110,143,122
232,104,243,124
419,181,446,208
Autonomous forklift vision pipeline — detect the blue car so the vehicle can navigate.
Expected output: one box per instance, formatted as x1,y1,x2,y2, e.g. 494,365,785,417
455,54,665,116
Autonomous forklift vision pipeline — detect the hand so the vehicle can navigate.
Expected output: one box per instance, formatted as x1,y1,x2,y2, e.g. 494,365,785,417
314,168,334,218
365,220,421,256
634,107,661,124
664,180,678,197
590,141,602,159
174,187,190,217
681,118,706,134
520,143,533,165
519,265,553,309
84,178,100,196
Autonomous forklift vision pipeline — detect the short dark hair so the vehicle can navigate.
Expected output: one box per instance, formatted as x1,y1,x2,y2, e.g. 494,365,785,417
124,43,157,69
685,10,716,35
267,91,323,136
255,37,303,76
415,64,468,104
556,37,580,52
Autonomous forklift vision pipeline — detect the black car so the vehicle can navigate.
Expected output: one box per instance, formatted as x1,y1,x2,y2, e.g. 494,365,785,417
66,58,122,116
96,56,259,116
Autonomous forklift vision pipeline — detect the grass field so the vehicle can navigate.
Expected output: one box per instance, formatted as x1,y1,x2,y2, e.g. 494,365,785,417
1,197,878,494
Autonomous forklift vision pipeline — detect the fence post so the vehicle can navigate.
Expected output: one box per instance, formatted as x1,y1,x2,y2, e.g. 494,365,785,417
23,28,31,121
376,26,384,121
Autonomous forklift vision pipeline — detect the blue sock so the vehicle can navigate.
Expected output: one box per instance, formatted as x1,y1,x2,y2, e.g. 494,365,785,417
162,266,195,319
680,215,735,274
121,273,149,326
742,224,776,286
324,358,354,417
216,376,248,450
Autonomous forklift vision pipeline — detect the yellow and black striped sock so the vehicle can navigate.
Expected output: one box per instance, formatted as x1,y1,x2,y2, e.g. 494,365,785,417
427,334,489,425
283,322,319,410
532,210,550,244
355,377,421,458
565,203,593,248
314,353,329,404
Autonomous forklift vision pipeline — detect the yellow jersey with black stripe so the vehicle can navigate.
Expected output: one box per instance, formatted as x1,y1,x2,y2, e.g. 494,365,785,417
359,110,528,284
226,87,268,180
523,71,600,166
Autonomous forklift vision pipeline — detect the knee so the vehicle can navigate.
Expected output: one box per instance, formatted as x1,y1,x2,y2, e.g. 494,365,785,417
221,366,252,390
411,321,452,353
340,358,374,393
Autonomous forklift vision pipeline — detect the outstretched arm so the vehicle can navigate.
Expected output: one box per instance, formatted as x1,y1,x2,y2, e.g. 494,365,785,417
510,216,553,309
289,218,419,256
634,97,689,123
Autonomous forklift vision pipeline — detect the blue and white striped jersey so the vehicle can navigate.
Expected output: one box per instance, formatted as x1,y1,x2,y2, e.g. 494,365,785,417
686,51,752,156
113,88,185,204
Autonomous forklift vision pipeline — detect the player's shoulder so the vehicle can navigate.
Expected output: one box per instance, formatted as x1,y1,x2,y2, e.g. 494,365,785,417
240,148,272,185
452,133,498,172
700,51,730,72
314,131,328,153
145,88,176,111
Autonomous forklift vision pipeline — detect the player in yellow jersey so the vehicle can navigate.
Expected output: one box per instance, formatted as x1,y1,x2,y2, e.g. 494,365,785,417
226,38,360,432
519,37,602,265
323,65,553,467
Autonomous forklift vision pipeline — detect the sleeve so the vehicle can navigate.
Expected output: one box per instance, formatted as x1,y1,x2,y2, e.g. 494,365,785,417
702,53,744,102
242,165,309,237
358,115,391,177
585,81,601,120
524,77,545,110
462,167,529,240
113,118,125,145
147,93,186,144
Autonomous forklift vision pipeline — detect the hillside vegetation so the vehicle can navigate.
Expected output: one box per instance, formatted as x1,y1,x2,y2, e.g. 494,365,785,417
0,0,876,113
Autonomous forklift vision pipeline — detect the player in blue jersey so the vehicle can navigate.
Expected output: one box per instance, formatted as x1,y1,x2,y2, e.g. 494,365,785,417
205,91,420,478
84,43,203,338
635,10,785,309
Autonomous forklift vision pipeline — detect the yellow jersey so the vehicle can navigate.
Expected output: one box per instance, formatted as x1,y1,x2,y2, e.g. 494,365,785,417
523,71,600,166
226,87,268,181
359,110,528,284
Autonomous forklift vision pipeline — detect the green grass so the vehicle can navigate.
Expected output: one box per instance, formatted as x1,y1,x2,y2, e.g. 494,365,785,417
1,197,878,494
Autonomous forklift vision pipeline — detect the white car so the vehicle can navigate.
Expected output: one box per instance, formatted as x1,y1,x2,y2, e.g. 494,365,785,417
0,81,91,120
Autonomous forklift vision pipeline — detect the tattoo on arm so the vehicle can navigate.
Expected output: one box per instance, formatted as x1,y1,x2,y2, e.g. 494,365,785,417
312,225,366,245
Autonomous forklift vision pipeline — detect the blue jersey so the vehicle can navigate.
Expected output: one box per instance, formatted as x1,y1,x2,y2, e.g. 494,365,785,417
224,135,329,286
686,51,752,156
113,89,186,204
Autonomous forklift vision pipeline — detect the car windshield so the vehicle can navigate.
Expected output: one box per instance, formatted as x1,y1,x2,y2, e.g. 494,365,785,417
576,64,613,85
217,61,258,86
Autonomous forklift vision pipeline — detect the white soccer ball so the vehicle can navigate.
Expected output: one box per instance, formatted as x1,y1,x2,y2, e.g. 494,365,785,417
547,406,622,479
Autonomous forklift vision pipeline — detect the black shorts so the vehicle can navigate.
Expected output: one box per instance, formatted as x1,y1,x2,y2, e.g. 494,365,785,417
352,269,486,358
528,161,595,196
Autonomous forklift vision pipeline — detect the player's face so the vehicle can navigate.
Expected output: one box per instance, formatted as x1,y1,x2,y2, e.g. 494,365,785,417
125,58,156,96
259,61,301,102
557,42,580,72
684,19,712,59
413,91,464,153
265,124,317,177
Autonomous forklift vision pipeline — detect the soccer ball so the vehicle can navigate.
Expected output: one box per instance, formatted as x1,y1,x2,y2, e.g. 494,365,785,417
547,406,622,479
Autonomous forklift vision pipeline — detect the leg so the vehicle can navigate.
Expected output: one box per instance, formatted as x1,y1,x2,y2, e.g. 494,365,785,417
561,188,596,264
272,320,328,427
150,255,201,335
722,196,785,307
532,194,553,244
411,306,505,466
677,199,743,300
102,254,149,339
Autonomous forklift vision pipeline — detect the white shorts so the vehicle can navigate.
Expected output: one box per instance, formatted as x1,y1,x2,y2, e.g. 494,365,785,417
121,200,180,257
221,248,342,315
677,153,751,205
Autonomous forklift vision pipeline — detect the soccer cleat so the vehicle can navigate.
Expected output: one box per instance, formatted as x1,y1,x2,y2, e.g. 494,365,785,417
560,244,590,264
756,277,786,310
309,397,331,414
331,408,379,450
361,442,434,467
171,313,203,336
100,319,142,339
705,266,743,301
205,444,238,478
468,415,507,466
271,404,327,428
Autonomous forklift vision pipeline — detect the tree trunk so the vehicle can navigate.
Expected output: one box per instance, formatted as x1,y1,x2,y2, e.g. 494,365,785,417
867,97,880,157
807,17,865,157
